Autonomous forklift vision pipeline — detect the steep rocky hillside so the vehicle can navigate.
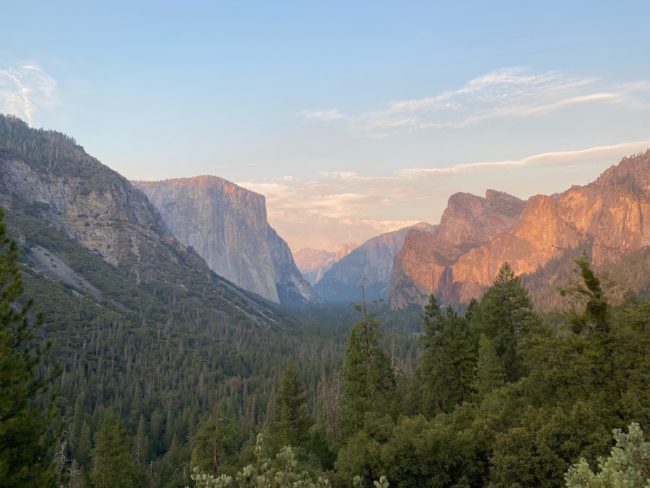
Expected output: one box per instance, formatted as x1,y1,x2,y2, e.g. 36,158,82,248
0,114,286,326
134,177,319,306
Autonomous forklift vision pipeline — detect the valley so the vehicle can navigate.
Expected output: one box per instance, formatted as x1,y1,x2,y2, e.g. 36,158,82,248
2,113,650,487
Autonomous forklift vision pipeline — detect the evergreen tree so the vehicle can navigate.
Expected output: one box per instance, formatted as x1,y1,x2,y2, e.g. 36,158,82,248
562,254,611,334
473,334,505,399
565,423,650,488
267,364,313,453
77,421,92,468
338,310,396,438
470,262,536,381
411,296,475,416
133,415,149,465
191,416,242,475
0,207,55,487
90,414,144,488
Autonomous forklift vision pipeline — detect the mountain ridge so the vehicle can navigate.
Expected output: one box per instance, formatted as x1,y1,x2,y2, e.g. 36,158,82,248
0,113,287,327
389,150,650,309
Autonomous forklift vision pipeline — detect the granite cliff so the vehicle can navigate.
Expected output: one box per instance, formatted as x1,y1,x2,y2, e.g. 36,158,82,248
389,190,525,308
389,151,650,309
315,223,434,303
134,177,319,306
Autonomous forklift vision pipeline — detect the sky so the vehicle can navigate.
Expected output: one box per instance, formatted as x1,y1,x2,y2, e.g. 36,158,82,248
2,1,650,251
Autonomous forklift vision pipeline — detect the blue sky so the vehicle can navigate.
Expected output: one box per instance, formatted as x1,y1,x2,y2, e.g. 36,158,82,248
2,1,650,249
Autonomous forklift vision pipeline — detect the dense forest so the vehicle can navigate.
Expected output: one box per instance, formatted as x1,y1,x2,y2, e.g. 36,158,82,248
3,205,650,487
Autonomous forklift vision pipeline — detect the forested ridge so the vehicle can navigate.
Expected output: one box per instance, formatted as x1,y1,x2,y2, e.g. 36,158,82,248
3,196,650,487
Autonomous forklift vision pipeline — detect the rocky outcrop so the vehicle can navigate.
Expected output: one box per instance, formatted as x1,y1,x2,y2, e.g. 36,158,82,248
294,244,356,285
389,190,525,308
389,151,650,309
134,177,319,306
0,114,284,327
315,223,435,303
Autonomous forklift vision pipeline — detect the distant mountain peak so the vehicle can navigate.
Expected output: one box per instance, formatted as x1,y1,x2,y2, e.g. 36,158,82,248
294,243,357,286
314,223,434,303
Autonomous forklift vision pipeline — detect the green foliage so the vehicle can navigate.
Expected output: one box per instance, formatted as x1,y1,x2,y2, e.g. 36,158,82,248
470,262,537,381
336,258,650,487
191,416,243,475
90,413,145,488
267,365,313,454
334,414,394,487
191,433,332,488
562,254,611,334
338,311,397,438
0,207,55,487
489,402,611,487
473,334,505,400
410,296,476,416
565,423,650,487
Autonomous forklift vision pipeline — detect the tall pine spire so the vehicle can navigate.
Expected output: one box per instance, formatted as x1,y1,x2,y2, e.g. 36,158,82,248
0,208,55,487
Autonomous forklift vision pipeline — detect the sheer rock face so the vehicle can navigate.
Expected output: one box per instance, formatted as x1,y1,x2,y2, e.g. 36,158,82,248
134,177,319,305
315,223,435,303
294,244,356,285
388,190,525,308
389,150,650,308
438,190,526,248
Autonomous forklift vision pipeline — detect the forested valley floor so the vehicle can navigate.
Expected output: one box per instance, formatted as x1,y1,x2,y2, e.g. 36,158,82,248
2,206,650,487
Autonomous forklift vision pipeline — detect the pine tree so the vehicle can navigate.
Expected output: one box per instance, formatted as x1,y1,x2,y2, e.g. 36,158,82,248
0,207,55,487
90,414,144,488
561,254,610,334
133,415,149,465
191,416,242,475
473,334,506,399
411,297,475,416
268,364,313,452
470,262,536,381
77,421,92,467
338,310,397,438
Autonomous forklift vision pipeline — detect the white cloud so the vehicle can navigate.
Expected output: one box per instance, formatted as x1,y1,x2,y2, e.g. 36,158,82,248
400,140,650,176
238,139,650,251
303,67,650,136
0,63,58,121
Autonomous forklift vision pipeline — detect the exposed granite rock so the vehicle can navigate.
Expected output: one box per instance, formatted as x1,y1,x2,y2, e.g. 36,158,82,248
315,223,435,303
134,177,319,305
389,151,650,309
388,190,525,308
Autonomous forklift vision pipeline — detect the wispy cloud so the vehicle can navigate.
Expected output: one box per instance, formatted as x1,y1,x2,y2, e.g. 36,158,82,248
400,141,650,176
239,140,650,251
0,63,58,121
303,67,650,137
302,109,348,122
